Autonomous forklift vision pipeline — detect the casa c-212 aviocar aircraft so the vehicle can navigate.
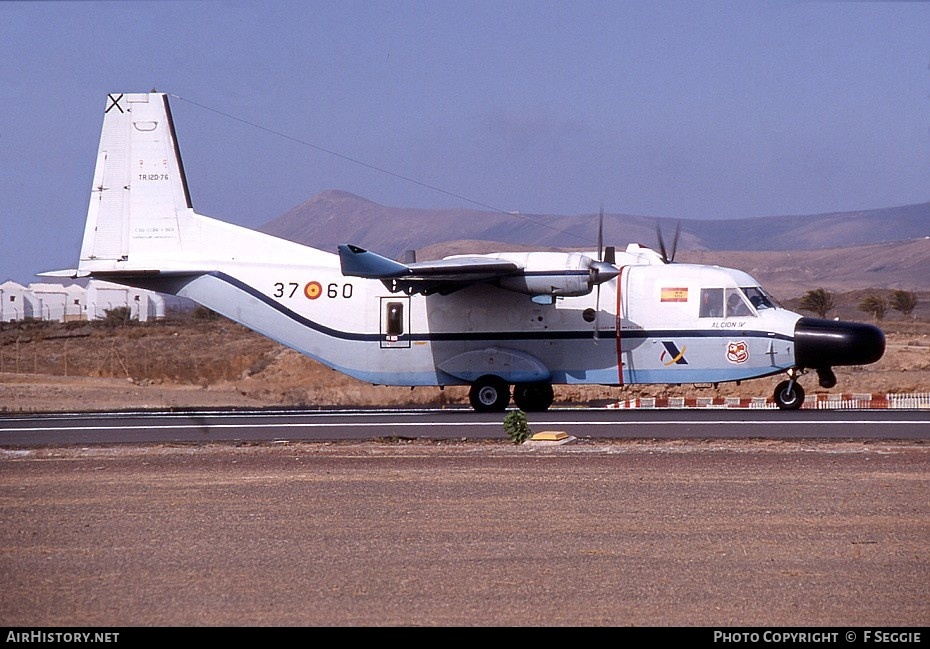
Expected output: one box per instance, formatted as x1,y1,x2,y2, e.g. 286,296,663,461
44,92,886,412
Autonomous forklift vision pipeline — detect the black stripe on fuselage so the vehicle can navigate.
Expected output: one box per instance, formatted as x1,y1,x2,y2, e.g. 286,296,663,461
209,271,794,344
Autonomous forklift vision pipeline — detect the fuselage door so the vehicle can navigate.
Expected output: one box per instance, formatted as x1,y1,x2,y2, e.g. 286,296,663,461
380,296,411,348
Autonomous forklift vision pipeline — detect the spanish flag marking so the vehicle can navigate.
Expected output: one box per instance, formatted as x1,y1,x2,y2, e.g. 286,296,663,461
660,287,688,303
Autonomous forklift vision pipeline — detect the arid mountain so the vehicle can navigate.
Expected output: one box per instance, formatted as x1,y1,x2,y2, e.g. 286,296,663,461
677,240,930,301
261,189,930,252
259,190,930,297
416,238,930,301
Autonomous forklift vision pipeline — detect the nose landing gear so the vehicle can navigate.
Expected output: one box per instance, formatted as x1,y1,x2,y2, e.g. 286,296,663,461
773,365,838,410
773,368,806,410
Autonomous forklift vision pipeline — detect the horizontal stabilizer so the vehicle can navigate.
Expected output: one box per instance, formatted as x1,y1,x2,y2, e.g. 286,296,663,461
37,269,89,279
338,244,410,278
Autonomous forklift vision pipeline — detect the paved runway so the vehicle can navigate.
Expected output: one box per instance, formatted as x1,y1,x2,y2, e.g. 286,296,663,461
1,407,928,445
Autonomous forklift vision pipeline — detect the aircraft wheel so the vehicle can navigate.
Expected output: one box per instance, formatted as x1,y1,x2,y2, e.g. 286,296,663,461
773,380,805,410
513,382,554,412
469,375,511,412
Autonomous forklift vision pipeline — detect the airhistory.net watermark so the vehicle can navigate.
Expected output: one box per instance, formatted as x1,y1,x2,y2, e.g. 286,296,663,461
5,631,119,643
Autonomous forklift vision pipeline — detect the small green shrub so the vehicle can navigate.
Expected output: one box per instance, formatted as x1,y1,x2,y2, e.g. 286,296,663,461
798,287,836,318
101,306,133,327
858,294,887,321
192,305,221,321
890,290,918,319
503,410,532,445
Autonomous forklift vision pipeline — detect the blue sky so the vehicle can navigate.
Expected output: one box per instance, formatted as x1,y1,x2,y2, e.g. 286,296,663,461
1,1,928,285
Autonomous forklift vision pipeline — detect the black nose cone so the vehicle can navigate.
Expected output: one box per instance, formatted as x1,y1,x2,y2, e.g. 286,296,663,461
794,317,885,369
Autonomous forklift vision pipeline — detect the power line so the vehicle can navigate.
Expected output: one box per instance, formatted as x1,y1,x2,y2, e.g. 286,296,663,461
169,93,594,246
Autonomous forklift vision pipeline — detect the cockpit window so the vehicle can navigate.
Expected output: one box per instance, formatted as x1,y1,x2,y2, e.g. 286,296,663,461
725,288,753,317
701,286,772,318
740,286,775,310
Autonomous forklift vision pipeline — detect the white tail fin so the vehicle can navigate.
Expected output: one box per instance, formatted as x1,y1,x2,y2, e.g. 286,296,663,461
80,93,194,271
72,92,333,277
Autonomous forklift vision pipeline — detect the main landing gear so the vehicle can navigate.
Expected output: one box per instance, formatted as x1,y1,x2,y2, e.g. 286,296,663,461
513,382,554,412
468,375,510,412
468,375,554,413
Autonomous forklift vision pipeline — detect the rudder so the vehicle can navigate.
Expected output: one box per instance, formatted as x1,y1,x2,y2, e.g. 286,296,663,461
79,93,193,272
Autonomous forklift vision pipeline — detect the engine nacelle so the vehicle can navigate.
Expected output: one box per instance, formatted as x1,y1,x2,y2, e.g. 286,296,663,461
498,272,593,296
492,251,617,297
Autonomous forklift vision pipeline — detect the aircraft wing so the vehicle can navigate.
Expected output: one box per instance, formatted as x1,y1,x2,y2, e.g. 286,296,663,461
339,243,621,300
338,244,521,295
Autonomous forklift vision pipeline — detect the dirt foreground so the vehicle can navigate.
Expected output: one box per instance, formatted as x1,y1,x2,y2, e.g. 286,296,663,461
1,439,928,627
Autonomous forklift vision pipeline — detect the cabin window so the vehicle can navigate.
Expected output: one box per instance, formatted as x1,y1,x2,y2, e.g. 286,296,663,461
699,288,723,318
385,302,405,337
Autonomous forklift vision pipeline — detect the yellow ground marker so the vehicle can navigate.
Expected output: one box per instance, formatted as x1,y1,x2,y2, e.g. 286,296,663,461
530,431,569,442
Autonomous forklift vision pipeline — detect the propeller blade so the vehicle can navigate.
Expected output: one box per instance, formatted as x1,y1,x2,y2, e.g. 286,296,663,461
669,220,681,263
657,222,669,264
589,208,617,342
657,220,681,264
604,245,616,265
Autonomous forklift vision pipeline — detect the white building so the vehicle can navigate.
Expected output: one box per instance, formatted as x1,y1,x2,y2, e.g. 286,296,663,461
0,281,40,322
85,280,166,322
28,283,86,322
0,280,166,323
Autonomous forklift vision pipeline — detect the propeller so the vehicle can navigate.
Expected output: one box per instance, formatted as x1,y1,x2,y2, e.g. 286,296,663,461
590,206,620,342
657,220,681,264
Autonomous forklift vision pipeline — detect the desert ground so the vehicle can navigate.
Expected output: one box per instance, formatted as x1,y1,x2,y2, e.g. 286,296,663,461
1,304,927,413
2,438,927,626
